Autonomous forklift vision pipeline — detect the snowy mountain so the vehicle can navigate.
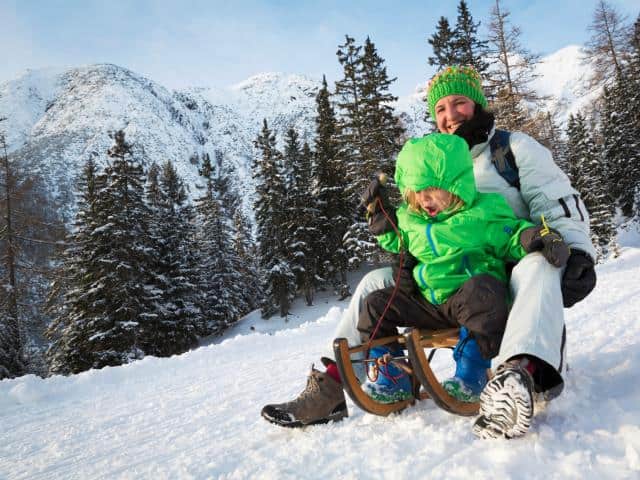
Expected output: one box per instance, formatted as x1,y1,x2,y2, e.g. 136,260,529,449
2,235,640,479
531,45,601,125
0,65,320,221
0,46,593,221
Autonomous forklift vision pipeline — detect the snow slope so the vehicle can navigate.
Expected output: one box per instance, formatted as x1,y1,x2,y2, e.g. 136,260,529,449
2,237,640,479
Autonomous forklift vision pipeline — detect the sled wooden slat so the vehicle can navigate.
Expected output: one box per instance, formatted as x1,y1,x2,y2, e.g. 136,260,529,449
404,328,480,416
333,337,415,416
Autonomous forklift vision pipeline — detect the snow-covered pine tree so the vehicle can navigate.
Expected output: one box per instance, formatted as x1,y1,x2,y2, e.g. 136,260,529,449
232,207,259,314
600,79,640,219
46,156,103,374
283,130,318,305
144,160,198,356
452,0,489,75
566,114,615,259
535,111,570,175
428,17,458,70
485,0,545,134
335,35,404,268
313,76,350,293
210,153,253,321
76,130,156,369
623,15,640,218
194,153,239,335
360,37,405,175
334,34,366,203
253,120,295,317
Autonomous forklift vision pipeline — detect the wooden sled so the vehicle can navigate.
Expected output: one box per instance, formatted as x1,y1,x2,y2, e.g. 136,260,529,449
333,327,481,417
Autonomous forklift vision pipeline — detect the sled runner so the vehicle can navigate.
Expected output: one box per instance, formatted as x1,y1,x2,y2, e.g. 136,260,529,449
333,328,482,417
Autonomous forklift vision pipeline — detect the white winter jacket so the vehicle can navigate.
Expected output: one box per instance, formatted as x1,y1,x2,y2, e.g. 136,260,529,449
470,128,596,259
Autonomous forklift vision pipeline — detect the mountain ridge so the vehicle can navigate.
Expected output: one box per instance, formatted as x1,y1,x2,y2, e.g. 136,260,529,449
0,47,593,220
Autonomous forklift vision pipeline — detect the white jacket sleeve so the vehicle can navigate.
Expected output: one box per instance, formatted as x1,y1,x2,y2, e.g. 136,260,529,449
510,132,596,259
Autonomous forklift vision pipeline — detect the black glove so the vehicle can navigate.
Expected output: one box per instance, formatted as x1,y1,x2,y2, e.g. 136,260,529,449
520,226,570,268
391,251,419,296
561,249,596,307
361,176,396,236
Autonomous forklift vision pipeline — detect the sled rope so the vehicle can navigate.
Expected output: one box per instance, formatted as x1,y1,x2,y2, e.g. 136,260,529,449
365,196,406,382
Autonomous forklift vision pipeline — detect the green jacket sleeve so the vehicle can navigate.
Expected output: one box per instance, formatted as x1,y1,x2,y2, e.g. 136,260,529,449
484,195,535,262
375,205,408,254
376,230,402,253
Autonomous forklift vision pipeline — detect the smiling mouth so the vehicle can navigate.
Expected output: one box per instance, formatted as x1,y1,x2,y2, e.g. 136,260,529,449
426,206,438,216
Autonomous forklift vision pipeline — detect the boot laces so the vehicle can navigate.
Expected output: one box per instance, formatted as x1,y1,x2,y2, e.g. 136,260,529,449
298,366,322,400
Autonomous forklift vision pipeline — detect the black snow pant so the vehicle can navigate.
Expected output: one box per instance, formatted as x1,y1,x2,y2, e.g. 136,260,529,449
357,274,509,359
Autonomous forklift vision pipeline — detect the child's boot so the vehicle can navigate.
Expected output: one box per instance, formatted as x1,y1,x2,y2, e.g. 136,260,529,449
442,327,490,403
362,345,413,404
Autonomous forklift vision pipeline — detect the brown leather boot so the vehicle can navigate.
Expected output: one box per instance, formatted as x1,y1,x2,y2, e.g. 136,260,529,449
261,365,348,428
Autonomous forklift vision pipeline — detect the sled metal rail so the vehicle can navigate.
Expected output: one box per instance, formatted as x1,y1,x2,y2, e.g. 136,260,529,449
333,328,480,418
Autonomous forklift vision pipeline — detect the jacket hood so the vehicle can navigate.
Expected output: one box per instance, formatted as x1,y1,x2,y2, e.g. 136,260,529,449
394,133,477,210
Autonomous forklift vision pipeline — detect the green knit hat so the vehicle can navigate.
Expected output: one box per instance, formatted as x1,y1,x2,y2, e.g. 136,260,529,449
427,65,487,119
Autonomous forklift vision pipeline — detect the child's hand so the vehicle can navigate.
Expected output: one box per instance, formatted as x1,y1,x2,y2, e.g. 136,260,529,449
360,174,388,214
520,226,570,268
360,174,396,236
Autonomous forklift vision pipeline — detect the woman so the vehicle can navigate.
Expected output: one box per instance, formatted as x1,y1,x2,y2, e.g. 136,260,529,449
261,66,596,439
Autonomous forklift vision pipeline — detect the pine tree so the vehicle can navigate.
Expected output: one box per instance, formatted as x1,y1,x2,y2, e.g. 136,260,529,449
566,114,615,258
50,130,158,371
46,156,102,374
360,37,405,175
335,35,404,268
284,135,318,305
144,160,198,356
313,76,351,291
600,80,640,218
253,120,295,317
428,17,458,70
536,111,570,175
452,0,489,74
210,153,254,320
583,0,631,88
194,153,243,334
334,34,366,202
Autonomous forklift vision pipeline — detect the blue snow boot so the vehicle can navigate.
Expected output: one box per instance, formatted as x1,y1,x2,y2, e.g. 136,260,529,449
442,327,491,403
362,345,413,404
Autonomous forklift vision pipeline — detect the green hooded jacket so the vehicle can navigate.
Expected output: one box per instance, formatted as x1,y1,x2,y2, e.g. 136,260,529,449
377,133,535,305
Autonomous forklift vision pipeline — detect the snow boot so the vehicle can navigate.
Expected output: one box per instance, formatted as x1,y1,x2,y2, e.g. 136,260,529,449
261,364,347,428
362,345,413,404
472,358,535,439
442,327,490,403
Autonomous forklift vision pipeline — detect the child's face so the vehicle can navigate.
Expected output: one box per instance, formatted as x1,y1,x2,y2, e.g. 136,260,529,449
416,188,451,217
434,95,475,134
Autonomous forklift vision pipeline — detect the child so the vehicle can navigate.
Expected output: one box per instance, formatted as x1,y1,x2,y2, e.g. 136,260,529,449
359,133,570,403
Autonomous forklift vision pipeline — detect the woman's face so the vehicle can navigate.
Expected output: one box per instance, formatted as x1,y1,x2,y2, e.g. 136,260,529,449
434,95,476,134
416,188,451,217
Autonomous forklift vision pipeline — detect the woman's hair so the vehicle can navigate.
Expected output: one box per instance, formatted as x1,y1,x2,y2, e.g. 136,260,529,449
403,187,465,214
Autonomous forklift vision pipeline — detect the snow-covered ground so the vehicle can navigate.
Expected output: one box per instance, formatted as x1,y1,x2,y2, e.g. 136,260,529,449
3,237,640,479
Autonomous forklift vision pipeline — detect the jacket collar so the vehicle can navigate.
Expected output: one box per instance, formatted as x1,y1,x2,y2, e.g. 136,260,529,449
469,126,496,158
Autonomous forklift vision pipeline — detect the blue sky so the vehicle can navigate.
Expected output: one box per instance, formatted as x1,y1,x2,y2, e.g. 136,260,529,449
1,0,637,96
